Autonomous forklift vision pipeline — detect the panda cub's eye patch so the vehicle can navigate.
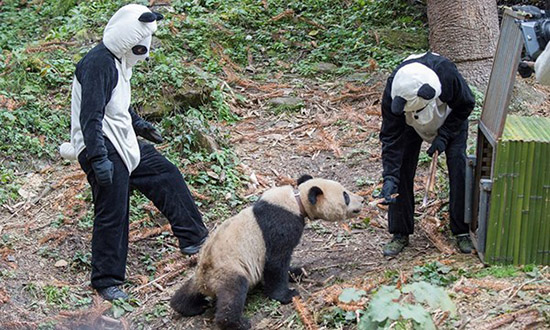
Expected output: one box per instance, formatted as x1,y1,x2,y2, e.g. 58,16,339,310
343,191,350,205
132,45,148,55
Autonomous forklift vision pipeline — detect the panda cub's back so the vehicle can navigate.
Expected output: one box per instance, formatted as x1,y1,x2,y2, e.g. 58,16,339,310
196,207,267,295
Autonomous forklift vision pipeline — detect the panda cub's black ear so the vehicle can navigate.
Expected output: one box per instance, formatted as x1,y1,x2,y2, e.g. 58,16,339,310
139,12,164,22
297,174,313,185
308,186,323,205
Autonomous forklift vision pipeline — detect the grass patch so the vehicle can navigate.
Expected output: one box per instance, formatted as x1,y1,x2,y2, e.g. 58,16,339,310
472,265,519,278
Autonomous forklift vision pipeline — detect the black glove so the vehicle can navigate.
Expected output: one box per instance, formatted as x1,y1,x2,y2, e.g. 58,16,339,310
374,177,398,205
427,135,447,157
91,157,114,186
518,61,534,78
134,120,163,144
512,5,544,19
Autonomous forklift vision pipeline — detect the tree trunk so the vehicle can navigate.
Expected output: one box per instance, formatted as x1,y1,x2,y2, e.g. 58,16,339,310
427,0,500,89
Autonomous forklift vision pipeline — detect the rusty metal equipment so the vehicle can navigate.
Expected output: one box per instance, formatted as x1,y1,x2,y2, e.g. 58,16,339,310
467,9,550,265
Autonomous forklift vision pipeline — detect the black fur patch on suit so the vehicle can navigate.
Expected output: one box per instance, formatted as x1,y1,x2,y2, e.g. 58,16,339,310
253,200,304,303
417,83,436,100
391,95,407,115
138,12,163,22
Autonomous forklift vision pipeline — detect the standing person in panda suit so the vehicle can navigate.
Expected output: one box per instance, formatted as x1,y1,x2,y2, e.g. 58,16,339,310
376,52,475,256
61,4,208,301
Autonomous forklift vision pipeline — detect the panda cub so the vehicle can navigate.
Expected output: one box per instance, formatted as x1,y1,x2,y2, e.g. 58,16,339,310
170,175,363,330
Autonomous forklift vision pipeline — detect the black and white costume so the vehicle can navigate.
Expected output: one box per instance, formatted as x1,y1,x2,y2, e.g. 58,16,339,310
536,41,550,85
64,4,207,290
380,52,475,237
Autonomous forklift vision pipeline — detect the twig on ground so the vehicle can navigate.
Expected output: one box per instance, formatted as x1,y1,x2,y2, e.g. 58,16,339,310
292,296,319,330
479,308,539,330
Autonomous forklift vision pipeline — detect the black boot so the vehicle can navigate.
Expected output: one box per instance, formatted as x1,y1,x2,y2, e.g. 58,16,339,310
382,234,409,256
97,286,129,301
180,235,208,255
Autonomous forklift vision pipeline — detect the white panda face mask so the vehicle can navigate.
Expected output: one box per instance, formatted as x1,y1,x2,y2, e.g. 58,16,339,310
390,62,442,116
123,35,151,68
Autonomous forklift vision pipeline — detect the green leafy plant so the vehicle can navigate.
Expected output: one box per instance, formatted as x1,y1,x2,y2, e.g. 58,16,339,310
473,265,519,279
71,251,91,271
321,306,362,328
144,303,169,322
412,261,456,286
43,285,70,308
111,298,138,318
357,282,456,330
339,287,367,303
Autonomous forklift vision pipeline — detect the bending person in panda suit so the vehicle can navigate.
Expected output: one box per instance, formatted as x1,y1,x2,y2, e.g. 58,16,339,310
60,4,208,301
376,52,475,256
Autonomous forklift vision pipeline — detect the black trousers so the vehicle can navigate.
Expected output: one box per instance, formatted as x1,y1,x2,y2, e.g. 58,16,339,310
78,139,208,289
388,122,469,236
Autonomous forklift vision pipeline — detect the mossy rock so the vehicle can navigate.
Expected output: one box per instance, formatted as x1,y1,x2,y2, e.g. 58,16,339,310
268,97,304,114
140,82,213,119
313,62,339,73
376,29,428,51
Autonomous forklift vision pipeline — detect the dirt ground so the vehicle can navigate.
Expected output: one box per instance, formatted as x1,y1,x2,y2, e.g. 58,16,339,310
1,72,549,330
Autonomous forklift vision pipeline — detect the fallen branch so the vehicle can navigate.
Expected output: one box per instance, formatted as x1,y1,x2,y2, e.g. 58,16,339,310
419,216,455,255
293,296,319,330
480,308,539,330
131,270,179,293
0,287,10,305
270,8,295,22
129,223,171,242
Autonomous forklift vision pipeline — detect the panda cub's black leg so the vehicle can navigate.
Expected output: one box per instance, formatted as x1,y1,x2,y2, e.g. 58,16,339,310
215,275,251,330
263,255,298,304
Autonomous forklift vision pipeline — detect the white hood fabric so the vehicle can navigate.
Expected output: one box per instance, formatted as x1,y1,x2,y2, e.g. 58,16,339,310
391,61,450,142
103,4,157,59
535,41,550,85
391,62,442,113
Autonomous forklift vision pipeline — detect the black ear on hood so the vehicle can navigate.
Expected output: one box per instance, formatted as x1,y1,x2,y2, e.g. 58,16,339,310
391,96,407,115
417,83,436,100
297,175,313,185
154,12,164,21
139,12,163,22
308,186,323,205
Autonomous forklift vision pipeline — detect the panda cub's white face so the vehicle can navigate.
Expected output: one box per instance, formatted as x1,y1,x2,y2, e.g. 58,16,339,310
298,178,363,222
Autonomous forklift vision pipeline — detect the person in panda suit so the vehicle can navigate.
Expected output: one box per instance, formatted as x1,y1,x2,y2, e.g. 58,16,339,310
376,52,475,256
61,4,208,300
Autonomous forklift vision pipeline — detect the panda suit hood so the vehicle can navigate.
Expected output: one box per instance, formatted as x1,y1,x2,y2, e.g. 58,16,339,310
103,4,157,60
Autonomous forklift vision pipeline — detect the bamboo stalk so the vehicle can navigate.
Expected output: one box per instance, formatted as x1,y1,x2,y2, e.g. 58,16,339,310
422,150,439,208
486,141,505,262
504,142,518,264
520,142,535,264
541,143,550,265
527,142,541,263
495,142,510,260
513,142,528,264
530,143,548,263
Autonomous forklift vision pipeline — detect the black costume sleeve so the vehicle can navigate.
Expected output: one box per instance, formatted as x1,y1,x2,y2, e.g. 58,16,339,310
380,76,406,183
76,55,117,162
434,60,475,141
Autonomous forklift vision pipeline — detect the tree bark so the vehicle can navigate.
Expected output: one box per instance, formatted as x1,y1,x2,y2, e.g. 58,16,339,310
427,0,500,89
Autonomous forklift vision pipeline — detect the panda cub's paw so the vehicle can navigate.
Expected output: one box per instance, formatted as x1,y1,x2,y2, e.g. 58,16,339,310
270,288,299,304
